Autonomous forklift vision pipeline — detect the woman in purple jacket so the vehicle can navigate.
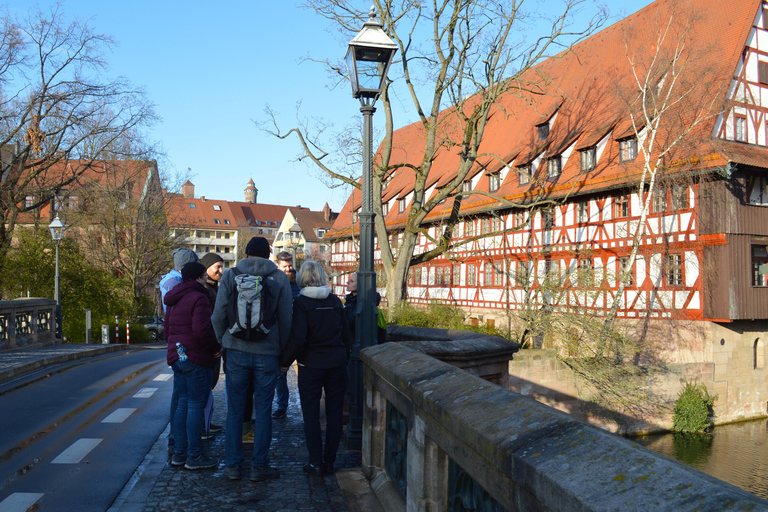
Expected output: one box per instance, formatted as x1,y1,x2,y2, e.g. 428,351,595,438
164,262,221,470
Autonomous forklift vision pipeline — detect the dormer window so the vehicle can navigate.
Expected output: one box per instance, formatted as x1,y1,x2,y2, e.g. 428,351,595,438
382,202,389,216
398,198,406,213
189,203,196,209
352,210,358,223
537,123,549,141
619,138,637,163
489,173,500,192
462,181,471,193
547,156,561,180
518,165,531,185
580,147,596,173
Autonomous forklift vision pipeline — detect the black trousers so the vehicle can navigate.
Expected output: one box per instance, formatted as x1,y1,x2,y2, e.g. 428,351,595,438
297,364,348,467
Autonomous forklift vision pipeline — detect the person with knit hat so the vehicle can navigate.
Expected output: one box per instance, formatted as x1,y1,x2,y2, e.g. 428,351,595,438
212,237,292,482
158,247,199,456
164,261,222,470
199,252,225,437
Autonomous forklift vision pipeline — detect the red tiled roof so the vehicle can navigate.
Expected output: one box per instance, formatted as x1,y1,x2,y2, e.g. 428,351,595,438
328,0,767,238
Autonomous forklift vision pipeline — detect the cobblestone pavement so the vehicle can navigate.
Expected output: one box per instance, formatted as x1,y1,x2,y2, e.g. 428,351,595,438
129,365,361,512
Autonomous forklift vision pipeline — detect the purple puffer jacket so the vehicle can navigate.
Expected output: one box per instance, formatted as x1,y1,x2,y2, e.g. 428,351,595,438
164,279,221,368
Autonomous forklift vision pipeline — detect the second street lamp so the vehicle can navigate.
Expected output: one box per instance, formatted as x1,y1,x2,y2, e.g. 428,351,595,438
48,214,66,340
344,7,397,450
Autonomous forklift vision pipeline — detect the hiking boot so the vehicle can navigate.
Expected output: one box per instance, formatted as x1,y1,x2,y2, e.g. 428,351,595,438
170,453,186,467
303,463,323,476
223,466,242,480
271,409,287,420
250,466,280,482
185,455,217,470
242,429,254,444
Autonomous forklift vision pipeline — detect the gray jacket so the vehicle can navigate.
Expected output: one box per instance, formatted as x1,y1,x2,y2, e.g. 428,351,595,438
212,257,292,356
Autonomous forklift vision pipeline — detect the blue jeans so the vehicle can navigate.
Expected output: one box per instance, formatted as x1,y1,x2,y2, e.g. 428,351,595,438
274,370,289,411
171,360,212,459
225,350,277,468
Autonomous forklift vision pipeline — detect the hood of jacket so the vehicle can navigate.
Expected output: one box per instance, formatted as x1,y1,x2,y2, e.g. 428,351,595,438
164,279,206,307
235,256,278,277
300,285,331,300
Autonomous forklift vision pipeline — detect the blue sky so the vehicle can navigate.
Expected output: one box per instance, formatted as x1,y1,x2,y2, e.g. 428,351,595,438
10,1,651,213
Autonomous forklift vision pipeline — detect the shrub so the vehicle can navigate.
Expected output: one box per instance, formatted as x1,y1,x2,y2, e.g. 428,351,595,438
673,380,717,433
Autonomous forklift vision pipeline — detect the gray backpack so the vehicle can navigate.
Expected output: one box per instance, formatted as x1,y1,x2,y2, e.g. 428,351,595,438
226,268,276,340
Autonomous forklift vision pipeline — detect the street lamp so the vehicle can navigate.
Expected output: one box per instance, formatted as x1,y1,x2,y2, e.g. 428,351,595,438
344,7,397,450
48,214,66,340
288,223,302,262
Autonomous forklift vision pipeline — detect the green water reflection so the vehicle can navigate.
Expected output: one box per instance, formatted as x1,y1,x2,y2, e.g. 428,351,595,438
633,418,768,499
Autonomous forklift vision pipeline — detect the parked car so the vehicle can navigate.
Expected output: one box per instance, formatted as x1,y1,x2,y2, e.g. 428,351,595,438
138,316,164,341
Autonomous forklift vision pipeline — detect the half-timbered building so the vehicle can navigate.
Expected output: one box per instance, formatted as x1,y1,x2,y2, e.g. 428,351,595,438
327,0,768,376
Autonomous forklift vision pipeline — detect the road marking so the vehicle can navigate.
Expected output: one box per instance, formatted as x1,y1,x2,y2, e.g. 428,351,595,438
133,387,158,398
102,408,137,423
0,493,44,511
51,438,102,464
153,374,172,382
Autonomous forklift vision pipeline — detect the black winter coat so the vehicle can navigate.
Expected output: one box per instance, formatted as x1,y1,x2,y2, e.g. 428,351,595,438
281,289,352,369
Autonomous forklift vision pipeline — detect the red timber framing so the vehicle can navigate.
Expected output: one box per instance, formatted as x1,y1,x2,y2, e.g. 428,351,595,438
326,0,768,326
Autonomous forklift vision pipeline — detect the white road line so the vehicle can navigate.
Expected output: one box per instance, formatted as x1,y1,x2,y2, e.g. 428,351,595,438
0,493,44,512
153,374,172,382
51,438,102,464
133,387,158,398
102,408,137,423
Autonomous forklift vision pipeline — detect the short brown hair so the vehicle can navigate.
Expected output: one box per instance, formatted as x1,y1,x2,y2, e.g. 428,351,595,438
276,251,293,262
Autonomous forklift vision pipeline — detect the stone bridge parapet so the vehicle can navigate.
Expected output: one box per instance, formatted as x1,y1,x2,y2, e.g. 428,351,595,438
361,339,767,511
0,298,57,350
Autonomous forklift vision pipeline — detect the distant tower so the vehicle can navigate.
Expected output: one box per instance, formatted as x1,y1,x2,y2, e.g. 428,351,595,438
182,180,195,199
245,178,258,204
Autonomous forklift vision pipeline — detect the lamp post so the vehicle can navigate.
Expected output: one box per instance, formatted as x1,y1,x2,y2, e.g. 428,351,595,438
288,223,302,262
344,7,397,450
48,214,66,340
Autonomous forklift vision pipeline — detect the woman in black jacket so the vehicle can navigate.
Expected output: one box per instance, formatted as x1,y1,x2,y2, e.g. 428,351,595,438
280,260,352,475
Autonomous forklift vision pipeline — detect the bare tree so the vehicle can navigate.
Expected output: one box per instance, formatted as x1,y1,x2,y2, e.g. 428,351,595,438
264,0,606,306
0,4,156,271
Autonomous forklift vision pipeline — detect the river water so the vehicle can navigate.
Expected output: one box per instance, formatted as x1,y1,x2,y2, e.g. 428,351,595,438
632,418,768,499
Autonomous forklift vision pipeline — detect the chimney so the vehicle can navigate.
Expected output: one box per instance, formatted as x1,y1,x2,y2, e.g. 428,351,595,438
323,202,332,222
182,180,194,199
200,196,205,201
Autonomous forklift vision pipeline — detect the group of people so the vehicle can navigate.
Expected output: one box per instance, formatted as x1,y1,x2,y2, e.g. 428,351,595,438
160,236,361,481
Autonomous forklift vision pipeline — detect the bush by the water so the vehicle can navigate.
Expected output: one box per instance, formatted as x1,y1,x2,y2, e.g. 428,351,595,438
673,381,717,433
388,302,507,337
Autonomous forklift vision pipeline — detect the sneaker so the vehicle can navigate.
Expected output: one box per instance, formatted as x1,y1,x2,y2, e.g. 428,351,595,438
242,429,254,444
223,466,242,480
209,423,223,433
171,453,186,466
250,466,280,482
271,409,287,420
303,463,323,476
201,431,216,440
185,455,217,470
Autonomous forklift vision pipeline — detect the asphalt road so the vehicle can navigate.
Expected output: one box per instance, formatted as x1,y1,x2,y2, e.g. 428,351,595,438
0,348,171,512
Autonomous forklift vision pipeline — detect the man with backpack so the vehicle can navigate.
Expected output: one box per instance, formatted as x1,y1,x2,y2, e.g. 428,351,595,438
212,237,292,482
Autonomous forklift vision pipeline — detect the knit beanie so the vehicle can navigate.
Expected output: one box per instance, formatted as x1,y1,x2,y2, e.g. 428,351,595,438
200,253,224,268
245,237,270,258
181,261,207,281
173,248,199,271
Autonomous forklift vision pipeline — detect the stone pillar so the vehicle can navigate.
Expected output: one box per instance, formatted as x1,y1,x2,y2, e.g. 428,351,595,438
363,386,386,480
406,414,447,512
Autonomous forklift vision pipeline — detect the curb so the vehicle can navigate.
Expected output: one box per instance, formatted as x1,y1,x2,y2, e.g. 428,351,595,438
0,344,129,384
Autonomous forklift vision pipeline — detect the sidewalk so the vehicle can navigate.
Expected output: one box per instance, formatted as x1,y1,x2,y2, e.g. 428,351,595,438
0,342,379,512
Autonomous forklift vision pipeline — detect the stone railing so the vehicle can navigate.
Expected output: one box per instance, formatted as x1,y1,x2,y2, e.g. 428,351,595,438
361,339,767,511
0,299,57,350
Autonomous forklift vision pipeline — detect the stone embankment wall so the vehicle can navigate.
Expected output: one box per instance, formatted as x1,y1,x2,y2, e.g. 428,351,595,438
509,319,768,433
362,340,767,511
0,299,57,350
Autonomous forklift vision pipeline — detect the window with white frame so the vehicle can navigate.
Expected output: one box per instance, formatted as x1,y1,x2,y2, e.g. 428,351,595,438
753,245,768,286
489,173,500,192
462,181,471,193
547,156,561,179
619,138,637,162
452,264,461,285
666,253,683,286
382,202,389,216
514,211,525,227
54,195,64,211
25,196,34,208
619,256,634,286
518,165,531,185
577,201,588,223
735,115,747,142
580,147,596,173
615,194,629,218
467,263,477,285
748,175,768,205
398,198,406,213
68,196,79,211
213,204,221,211
537,123,549,141
653,187,667,213
672,185,688,210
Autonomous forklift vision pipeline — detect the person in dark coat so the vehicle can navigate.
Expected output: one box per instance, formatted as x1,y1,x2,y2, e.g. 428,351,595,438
165,261,222,470
200,252,225,436
280,260,352,476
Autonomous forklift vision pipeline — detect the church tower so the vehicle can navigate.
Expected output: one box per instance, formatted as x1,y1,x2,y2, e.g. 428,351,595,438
245,178,258,204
